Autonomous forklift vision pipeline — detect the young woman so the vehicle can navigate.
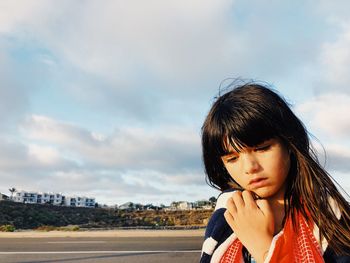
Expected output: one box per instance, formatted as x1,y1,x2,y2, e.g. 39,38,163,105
200,82,350,263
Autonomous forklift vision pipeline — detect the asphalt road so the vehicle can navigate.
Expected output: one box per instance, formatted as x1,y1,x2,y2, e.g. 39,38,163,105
0,236,203,263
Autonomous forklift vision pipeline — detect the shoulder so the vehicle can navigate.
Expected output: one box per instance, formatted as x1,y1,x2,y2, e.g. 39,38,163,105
213,189,238,210
204,188,239,240
204,189,237,243
200,189,238,263
323,214,350,262
323,241,350,263
312,197,350,262
312,196,342,252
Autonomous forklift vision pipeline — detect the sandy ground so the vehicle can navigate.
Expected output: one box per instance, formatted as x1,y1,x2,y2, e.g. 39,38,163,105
0,229,205,238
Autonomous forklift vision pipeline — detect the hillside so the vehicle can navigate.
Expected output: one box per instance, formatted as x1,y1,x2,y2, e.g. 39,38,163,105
0,201,213,230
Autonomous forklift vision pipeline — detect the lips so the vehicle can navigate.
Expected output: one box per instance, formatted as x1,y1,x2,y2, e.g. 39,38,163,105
248,177,268,187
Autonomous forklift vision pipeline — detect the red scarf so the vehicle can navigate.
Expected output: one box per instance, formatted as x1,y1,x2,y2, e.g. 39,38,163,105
220,209,324,263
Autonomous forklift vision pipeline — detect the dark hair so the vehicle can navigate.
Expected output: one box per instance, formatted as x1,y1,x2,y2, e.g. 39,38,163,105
201,82,350,255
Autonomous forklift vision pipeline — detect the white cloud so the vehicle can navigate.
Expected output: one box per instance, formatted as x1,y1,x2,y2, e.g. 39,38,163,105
22,115,97,146
315,1,350,25
28,144,62,165
0,138,77,172
311,142,350,173
0,0,234,82
325,144,350,173
5,114,210,204
296,93,350,139
22,114,202,173
318,24,350,92
0,1,49,33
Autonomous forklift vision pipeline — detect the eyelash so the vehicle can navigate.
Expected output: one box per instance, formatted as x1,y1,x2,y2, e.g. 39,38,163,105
225,145,271,163
256,145,271,152
226,156,238,162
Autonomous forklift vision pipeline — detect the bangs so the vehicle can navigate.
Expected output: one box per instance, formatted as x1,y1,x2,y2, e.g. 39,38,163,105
214,106,279,156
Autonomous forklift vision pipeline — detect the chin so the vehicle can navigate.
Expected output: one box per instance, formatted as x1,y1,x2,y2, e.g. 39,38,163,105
252,188,276,199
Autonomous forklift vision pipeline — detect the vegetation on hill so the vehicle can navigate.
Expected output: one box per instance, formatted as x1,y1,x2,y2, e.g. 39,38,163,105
0,200,213,230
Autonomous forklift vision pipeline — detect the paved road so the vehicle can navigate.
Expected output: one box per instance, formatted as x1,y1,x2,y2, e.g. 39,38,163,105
0,236,203,263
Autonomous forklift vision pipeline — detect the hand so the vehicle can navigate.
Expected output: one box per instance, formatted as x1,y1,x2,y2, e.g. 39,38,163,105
224,190,274,263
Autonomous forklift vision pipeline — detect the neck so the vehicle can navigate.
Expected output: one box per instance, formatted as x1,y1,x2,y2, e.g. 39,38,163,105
266,181,286,209
267,195,285,219
267,186,286,235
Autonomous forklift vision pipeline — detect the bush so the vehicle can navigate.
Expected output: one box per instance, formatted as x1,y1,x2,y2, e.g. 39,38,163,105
0,224,15,232
35,225,58,231
35,225,80,231
58,225,80,231
71,225,80,231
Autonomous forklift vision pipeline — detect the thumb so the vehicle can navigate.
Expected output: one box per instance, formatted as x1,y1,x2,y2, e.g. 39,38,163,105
256,199,273,219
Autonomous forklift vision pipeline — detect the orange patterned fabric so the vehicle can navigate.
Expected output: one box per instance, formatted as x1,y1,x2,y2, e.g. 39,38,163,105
219,210,324,263
219,238,243,263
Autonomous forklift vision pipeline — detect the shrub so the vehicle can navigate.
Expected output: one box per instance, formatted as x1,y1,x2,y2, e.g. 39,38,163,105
0,224,15,232
35,225,57,231
58,225,80,231
71,225,80,231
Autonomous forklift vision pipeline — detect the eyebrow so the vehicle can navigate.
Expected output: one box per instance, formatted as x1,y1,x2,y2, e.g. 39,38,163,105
223,139,274,156
222,148,240,156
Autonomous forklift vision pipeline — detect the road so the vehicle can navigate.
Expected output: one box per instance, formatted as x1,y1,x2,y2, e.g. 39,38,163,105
0,236,203,263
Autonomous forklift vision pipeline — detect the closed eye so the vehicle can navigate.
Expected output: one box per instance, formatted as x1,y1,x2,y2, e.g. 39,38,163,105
222,154,238,163
226,156,238,162
255,145,271,152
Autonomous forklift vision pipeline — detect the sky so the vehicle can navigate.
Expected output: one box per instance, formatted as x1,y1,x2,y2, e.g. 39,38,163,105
1,0,350,206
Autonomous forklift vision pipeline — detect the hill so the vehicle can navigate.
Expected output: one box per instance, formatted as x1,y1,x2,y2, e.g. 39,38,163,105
0,201,213,230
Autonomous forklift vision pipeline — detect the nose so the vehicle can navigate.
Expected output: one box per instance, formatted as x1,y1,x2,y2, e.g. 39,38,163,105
242,153,260,174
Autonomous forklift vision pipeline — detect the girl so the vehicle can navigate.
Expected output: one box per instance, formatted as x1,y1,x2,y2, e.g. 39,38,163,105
200,82,350,263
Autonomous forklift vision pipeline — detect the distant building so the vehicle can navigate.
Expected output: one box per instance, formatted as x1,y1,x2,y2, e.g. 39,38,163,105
119,202,139,210
65,196,95,208
0,193,9,201
11,190,95,208
194,200,213,210
166,200,214,211
167,201,193,211
118,202,160,211
178,201,193,210
118,202,132,210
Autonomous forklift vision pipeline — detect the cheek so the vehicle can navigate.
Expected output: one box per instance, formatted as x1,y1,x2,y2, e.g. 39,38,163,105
225,165,246,185
275,152,291,178
225,165,237,180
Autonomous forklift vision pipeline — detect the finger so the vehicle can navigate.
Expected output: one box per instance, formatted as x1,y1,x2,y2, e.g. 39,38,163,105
256,199,275,235
226,197,237,214
241,190,256,208
255,199,273,219
232,190,245,208
224,210,235,230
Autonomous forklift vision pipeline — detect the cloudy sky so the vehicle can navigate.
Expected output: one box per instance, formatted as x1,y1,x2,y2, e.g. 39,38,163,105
1,0,350,206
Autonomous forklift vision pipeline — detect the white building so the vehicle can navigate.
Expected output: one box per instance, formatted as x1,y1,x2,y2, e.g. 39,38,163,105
167,201,194,211
0,193,9,200
177,201,193,210
118,202,134,210
12,190,95,208
65,196,95,208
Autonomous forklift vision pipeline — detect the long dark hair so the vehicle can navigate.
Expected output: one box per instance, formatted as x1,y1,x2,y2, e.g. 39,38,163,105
201,82,350,255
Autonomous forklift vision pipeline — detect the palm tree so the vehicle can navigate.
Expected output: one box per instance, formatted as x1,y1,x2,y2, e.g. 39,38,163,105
9,187,16,200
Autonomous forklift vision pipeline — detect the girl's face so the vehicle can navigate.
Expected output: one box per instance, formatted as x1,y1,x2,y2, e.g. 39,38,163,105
221,137,291,200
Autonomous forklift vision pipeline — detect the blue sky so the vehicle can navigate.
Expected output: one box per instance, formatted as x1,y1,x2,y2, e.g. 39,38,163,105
1,0,350,206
